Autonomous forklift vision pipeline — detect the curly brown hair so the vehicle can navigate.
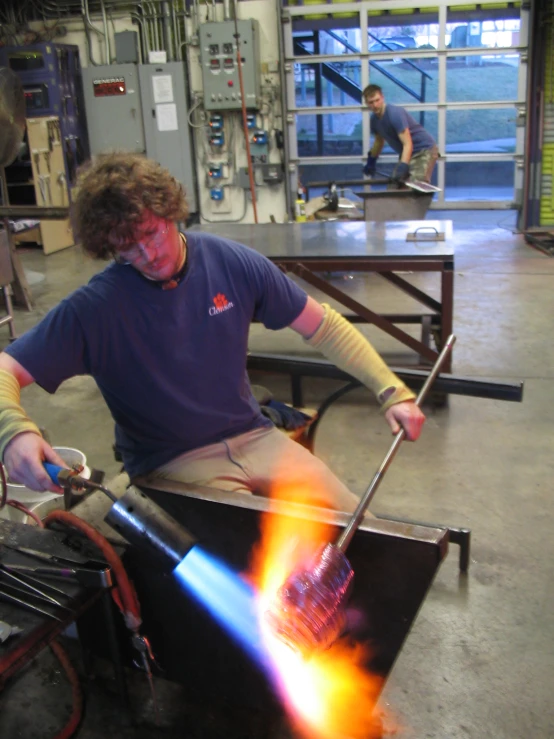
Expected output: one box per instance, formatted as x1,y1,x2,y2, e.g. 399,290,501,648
72,152,189,259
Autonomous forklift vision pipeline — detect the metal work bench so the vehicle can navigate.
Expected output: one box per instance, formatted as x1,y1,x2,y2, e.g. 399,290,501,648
306,177,438,222
191,220,523,406
192,219,454,371
75,479,450,736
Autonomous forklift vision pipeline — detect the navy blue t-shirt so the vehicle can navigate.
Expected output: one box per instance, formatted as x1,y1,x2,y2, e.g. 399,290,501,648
5,232,308,477
370,104,436,156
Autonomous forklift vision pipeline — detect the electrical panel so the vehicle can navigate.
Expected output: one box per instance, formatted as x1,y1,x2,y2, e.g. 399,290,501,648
199,20,260,111
138,63,197,212
82,64,145,154
0,42,90,195
81,63,197,213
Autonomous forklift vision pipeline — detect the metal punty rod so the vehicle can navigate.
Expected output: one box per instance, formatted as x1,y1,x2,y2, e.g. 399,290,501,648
337,334,456,552
265,335,456,655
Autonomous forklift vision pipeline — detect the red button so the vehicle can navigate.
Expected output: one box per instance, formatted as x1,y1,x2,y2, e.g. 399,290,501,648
227,80,233,86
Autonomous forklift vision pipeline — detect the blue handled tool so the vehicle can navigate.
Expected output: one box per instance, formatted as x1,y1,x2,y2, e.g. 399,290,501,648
43,462,90,497
43,461,117,503
43,462,64,485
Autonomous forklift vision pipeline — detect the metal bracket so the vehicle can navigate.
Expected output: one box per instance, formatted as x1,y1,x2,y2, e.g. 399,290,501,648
406,226,445,242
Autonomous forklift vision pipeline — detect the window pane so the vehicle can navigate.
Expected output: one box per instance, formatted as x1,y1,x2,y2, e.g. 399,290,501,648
293,29,361,56
446,109,516,153
294,61,362,108
297,113,362,157
369,58,438,104
367,18,439,52
445,161,514,201
446,14,520,49
447,54,519,102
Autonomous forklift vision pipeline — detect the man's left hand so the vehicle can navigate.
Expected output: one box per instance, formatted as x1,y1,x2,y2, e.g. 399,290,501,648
384,401,425,441
392,162,410,182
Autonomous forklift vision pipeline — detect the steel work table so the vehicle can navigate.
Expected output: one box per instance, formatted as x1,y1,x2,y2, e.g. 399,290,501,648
192,220,454,372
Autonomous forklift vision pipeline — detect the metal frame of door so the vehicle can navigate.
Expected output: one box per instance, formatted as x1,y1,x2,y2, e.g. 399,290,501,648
279,0,530,214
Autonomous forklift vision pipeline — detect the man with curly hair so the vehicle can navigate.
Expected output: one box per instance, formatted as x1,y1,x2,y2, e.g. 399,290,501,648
0,152,424,512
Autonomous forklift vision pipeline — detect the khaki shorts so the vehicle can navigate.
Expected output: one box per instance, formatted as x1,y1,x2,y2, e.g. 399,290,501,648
141,425,366,515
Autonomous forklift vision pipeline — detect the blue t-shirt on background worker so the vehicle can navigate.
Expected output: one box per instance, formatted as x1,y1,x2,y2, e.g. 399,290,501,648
370,104,436,156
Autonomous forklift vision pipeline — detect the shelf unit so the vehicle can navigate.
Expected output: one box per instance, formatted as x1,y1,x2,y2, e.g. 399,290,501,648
4,116,73,255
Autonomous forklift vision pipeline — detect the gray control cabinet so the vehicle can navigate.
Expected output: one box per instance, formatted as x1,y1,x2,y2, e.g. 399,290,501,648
82,64,145,153
199,20,260,111
82,62,197,213
138,62,197,212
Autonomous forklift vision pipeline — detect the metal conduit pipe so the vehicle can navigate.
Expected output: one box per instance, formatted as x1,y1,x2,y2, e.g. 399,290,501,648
140,1,152,50
277,0,293,217
140,1,156,50
176,3,190,62
193,0,200,34
81,0,104,66
149,2,160,50
153,2,163,50
161,1,174,61
148,4,158,52
100,0,111,63
171,0,181,61
129,12,146,63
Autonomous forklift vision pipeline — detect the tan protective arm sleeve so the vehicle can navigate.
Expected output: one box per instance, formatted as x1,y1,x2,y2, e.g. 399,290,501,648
0,369,41,460
304,304,416,411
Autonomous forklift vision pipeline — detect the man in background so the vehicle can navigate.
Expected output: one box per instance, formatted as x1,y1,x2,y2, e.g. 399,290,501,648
362,84,438,184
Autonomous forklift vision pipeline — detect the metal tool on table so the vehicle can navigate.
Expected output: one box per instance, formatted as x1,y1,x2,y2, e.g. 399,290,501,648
1,545,113,589
264,335,456,656
372,168,441,193
0,534,113,620
0,583,65,621
0,564,69,608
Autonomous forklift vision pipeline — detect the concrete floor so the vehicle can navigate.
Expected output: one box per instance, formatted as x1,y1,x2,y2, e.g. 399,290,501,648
1,212,553,738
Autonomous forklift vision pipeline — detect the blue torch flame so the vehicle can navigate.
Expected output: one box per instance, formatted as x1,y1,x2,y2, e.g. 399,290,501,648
173,545,271,668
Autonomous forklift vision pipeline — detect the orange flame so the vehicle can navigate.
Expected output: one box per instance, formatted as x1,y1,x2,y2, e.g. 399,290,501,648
248,482,394,739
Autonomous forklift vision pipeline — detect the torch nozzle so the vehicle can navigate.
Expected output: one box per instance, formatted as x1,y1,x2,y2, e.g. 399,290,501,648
264,543,354,656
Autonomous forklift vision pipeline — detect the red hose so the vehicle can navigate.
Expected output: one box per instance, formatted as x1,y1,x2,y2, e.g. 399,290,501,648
0,502,144,736
39,510,148,737
50,640,83,739
0,483,142,737
7,499,44,528
43,509,142,630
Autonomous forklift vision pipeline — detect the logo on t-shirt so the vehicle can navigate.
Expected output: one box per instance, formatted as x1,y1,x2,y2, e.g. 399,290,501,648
209,292,235,316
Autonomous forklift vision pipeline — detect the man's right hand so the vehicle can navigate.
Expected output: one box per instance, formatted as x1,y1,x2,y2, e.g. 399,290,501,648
363,153,377,177
392,161,410,183
3,432,67,493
